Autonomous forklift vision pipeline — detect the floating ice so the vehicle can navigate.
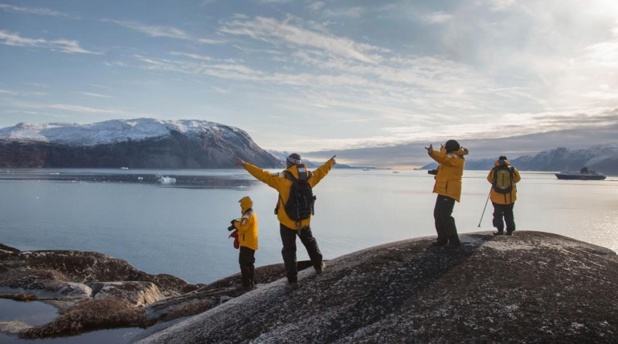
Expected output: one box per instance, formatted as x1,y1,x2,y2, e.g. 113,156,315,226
157,174,176,184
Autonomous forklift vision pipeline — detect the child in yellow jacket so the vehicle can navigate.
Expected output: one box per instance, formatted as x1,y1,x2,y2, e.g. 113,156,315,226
232,196,258,290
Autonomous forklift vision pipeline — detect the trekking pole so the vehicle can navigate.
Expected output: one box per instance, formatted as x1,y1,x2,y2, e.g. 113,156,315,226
477,190,491,227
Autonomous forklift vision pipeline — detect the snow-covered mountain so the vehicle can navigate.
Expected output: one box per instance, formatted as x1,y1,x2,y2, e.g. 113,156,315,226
0,118,242,146
0,118,281,169
429,144,618,175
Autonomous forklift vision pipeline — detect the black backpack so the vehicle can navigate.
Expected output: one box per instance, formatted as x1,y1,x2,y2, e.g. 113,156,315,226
492,164,514,194
282,165,316,221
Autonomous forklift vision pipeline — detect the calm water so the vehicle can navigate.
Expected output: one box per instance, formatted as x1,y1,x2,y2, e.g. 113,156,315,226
1,168,617,286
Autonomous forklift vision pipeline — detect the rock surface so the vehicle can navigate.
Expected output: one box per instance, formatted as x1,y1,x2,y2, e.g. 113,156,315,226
133,232,618,344
0,243,292,339
2,232,618,343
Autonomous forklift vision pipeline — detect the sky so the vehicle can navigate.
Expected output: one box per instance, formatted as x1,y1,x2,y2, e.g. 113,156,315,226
1,0,618,156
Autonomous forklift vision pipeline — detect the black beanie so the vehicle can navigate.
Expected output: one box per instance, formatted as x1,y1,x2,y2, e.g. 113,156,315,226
445,140,460,153
286,153,301,165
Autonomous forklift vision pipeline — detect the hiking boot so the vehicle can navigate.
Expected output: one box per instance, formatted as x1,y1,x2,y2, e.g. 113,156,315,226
493,231,504,236
316,262,326,274
289,282,299,290
444,242,461,249
506,231,513,236
431,241,448,247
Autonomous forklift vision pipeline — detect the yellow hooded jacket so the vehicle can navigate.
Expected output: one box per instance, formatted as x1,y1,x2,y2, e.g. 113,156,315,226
428,146,468,202
233,196,258,251
487,159,521,205
243,160,335,230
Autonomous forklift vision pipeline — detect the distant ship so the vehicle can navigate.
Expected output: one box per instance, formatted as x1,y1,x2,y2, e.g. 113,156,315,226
555,167,606,180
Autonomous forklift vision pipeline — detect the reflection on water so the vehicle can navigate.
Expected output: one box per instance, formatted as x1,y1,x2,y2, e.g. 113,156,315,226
0,299,57,325
0,299,143,344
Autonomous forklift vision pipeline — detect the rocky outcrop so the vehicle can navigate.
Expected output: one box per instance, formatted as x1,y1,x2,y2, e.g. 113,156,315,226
0,244,294,339
2,232,618,343
0,246,198,338
134,232,618,344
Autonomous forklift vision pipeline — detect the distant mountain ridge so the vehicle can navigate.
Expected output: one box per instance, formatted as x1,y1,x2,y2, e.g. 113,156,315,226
0,118,281,168
422,144,618,175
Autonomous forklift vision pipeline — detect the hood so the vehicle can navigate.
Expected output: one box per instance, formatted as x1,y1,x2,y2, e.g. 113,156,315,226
456,147,469,157
495,159,511,167
239,196,253,213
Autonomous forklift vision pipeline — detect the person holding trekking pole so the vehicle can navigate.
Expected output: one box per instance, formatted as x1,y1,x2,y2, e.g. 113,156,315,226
487,156,521,235
425,140,468,248
235,153,336,290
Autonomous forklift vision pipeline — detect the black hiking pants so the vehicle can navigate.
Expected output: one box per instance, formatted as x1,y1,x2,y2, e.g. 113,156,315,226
492,202,515,234
280,224,323,284
433,195,460,245
239,246,255,289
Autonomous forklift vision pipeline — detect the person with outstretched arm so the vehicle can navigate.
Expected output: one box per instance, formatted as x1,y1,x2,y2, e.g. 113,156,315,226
425,140,468,248
235,154,336,290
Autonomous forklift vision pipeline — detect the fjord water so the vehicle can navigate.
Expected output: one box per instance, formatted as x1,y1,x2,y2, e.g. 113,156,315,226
1,168,617,285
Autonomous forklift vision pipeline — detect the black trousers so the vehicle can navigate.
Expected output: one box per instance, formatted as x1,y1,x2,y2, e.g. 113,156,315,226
239,246,255,288
492,202,515,233
280,224,323,283
433,195,460,244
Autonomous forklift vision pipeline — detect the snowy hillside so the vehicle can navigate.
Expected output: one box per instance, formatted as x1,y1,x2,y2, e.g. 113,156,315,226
458,144,618,175
0,118,243,146
0,118,281,168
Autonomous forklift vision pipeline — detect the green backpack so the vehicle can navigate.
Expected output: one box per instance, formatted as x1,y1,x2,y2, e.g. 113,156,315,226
492,165,514,194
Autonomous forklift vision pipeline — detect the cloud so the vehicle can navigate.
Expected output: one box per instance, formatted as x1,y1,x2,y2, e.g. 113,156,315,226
322,7,367,18
0,4,79,19
0,30,97,54
219,16,380,63
79,92,112,99
104,19,192,40
104,19,226,44
306,2,326,12
423,11,453,24
48,104,121,114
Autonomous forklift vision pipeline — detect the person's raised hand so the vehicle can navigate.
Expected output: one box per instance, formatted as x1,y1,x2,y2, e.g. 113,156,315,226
234,157,246,166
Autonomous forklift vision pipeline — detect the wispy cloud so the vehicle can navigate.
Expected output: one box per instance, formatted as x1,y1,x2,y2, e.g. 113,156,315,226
103,19,226,44
48,104,120,114
0,4,79,19
104,19,191,40
79,92,112,99
424,11,452,24
219,16,381,63
0,30,98,54
322,7,367,18
0,89,17,95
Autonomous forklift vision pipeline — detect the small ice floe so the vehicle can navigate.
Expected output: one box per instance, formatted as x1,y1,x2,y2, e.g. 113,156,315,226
157,174,176,184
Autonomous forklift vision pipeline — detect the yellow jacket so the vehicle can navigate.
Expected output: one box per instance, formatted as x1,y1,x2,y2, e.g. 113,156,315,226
233,196,258,250
243,160,335,229
428,147,468,202
487,160,521,204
